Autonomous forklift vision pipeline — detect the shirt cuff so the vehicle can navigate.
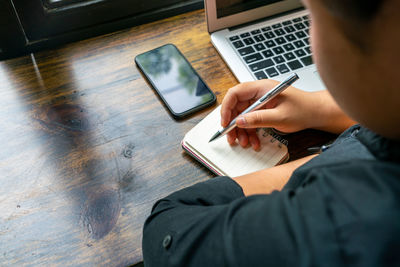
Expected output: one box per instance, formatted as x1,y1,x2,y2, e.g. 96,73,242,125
151,176,245,213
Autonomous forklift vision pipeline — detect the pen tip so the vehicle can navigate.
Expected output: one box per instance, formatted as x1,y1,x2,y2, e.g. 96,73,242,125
209,132,220,143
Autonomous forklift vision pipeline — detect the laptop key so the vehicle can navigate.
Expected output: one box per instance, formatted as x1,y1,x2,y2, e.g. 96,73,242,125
265,40,276,48
254,43,266,51
249,59,274,72
272,47,285,54
275,37,286,45
303,38,309,45
272,23,282,29
254,70,268,80
284,26,296,33
229,35,239,41
295,31,307,39
238,46,255,56
254,34,265,42
302,15,309,20
251,29,261,35
243,37,255,45
262,50,274,58
244,53,263,64
274,29,285,36
294,48,306,57
284,52,296,61
301,55,313,66
273,55,285,64
240,32,250,38
232,40,244,48
293,17,302,23
261,26,271,32
304,20,310,27
276,64,290,74
282,20,292,26
294,40,305,48
294,22,306,30
265,67,279,77
285,34,296,42
264,31,276,39
287,60,303,70
283,43,295,51
305,46,312,54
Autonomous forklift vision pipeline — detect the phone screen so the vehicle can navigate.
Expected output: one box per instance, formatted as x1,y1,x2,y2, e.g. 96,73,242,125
135,44,216,118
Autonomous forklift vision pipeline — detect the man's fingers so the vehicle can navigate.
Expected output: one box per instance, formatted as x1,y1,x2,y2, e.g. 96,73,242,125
236,109,281,128
237,128,249,148
227,128,260,150
221,80,279,127
227,129,237,145
247,129,260,151
221,107,231,127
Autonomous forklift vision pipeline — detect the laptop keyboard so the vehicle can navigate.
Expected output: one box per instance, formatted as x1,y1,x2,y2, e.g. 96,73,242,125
228,15,313,80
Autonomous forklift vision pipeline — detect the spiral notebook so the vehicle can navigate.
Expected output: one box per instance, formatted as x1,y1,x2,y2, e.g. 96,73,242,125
182,106,289,177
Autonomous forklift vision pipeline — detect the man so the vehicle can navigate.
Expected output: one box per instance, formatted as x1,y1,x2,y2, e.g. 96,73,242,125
143,0,400,266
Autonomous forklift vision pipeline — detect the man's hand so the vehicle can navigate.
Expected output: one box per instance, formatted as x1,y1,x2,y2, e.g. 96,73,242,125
221,79,356,150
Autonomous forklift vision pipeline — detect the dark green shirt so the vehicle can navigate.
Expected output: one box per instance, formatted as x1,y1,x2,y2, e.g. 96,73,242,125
143,126,400,267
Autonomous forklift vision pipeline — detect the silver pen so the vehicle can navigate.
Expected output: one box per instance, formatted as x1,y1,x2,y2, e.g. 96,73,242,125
209,73,299,143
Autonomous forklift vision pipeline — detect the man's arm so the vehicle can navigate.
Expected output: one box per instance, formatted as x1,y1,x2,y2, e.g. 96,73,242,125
233,154,317,196
142,175,340,267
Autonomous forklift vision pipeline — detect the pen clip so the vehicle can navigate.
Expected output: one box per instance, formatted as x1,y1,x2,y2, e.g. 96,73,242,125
307,140,335,154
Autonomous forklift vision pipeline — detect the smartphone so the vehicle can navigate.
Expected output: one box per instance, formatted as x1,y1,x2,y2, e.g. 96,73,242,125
135,44,216,119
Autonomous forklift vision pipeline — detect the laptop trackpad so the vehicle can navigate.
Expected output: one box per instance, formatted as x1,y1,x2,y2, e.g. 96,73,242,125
290,67,326,92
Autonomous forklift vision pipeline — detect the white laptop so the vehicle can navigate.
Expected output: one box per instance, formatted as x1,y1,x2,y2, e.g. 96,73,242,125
205,0,325,92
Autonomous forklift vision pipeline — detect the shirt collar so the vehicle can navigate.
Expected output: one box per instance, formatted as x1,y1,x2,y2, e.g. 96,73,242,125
357,126,400,163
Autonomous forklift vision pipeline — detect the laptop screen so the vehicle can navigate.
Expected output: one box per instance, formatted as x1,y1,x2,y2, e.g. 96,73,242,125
217,0,284,18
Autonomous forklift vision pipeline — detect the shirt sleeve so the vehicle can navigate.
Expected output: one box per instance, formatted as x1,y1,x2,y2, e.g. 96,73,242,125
142,176,342,267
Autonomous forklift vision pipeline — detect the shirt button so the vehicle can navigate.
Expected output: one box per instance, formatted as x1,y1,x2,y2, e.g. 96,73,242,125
163,235,172,249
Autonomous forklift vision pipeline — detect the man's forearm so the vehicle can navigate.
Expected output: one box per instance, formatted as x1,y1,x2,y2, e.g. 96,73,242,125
233,154,317,196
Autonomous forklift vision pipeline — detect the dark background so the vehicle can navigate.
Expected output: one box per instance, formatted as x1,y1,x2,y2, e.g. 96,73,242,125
0,0,203,60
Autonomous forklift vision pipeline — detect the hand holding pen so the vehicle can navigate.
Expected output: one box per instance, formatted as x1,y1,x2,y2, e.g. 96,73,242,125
214,73,326,150
210,73,299,148
215,73,356,150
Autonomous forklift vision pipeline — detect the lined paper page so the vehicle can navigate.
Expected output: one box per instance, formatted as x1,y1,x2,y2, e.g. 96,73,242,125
183,106,288,177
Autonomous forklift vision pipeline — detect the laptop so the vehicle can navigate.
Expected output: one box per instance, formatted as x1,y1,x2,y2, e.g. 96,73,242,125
205,0,325,92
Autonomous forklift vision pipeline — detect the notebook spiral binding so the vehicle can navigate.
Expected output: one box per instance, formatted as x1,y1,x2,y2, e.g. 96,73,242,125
260,128,289,148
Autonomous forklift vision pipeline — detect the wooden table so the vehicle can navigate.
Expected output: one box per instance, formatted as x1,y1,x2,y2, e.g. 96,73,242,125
0,9,334,266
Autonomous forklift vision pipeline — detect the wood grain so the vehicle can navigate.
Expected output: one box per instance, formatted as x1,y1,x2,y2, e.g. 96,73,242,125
0,9,334,266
